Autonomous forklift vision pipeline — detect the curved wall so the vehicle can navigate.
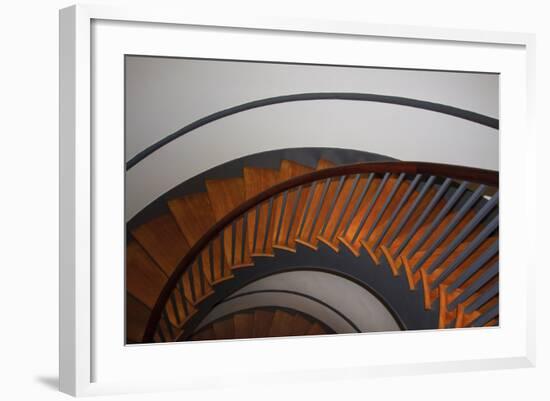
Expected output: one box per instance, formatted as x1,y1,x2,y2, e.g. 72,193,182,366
125,57,499,220
196,270,401,334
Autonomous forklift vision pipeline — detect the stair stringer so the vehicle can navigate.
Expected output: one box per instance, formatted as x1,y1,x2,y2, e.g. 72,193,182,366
174,242,439,341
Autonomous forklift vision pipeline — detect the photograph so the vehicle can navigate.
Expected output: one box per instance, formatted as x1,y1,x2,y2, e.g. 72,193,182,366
124,56,500,344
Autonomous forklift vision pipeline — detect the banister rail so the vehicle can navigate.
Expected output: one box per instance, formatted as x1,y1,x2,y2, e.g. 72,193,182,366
142,161,498,342
126,92,500,170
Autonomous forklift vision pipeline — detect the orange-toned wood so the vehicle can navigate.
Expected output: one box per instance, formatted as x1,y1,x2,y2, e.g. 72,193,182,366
126,239,167,310
212,317,235,340
190,326,215,341
386,185,444,257
305,322,326,336
336,236,361,257
206,177,248,268
233,312,255,338
420,268,435,310
317,174,365,251
273,160,315,251
455,304,465,328
288,313,312,336
360,240,381,265
436,238,497,287
268,310,295,337
169,192,234,282
180,260,213,305
295,160,338,249
380,245,400,276
198,237,234,285
361,178,411,251
131,213,190,276
243,167,280,256
252,309,274,338
335,175,384,255
315,159,335,170
401,256,419,290
126,292,151,344
168,193,216,247
126,240,187,327
206,177,246,219
438,284,449,329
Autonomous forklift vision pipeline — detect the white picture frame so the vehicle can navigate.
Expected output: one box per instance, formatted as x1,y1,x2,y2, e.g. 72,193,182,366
59,4,536,397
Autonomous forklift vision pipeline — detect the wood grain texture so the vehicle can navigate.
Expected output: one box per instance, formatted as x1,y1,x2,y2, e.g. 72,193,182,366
131,213,190,276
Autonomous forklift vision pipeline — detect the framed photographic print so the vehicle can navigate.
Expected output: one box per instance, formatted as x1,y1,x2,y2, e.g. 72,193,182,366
59,4,536,397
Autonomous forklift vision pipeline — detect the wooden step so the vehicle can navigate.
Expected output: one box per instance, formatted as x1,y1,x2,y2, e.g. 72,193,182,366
386,183,446,257
288,313,313,336
126,239,167,310
267,310,295,337
295,159,337,250
126,239,190,328
420,237,497,310
305,322,326,336
336,174,386,256
317,174,370,252
358,178,413,259
252,309,274,338
168,192,216,246
243,167,281,257
168,193,233,284
212,316,236,340
233,311,255,338
180,260,214,305
190,326,215,341
126,292,152,344
206,177,249,269
131,213,190,276
272,160,315,252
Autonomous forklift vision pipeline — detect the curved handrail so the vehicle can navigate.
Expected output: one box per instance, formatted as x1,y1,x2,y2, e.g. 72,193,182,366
127,93,499,170
142,161,498,341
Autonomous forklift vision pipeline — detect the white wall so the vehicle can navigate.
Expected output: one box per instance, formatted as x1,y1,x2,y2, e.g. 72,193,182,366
1,1,547,401
123,55,499,219
125,56,498,161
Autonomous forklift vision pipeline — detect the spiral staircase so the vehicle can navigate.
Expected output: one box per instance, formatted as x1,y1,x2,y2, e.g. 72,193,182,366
126,156,499,344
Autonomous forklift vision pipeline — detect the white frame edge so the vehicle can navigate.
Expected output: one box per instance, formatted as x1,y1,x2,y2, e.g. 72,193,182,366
59,3,536,397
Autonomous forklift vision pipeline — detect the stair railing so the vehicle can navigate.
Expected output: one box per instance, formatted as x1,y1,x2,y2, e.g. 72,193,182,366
143,161,498,342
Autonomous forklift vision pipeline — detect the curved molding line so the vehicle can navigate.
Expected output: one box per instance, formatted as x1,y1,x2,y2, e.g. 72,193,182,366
222,289,362,333
126,92,500,169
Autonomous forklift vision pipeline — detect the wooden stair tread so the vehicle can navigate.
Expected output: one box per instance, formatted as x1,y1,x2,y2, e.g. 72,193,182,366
168,192,232,282
315,159,335,170
126,239,167,310
168,192,216,246
126,292,151,344
206,177,246,220
288,313,313,336
278,159,314,180
305,322,326,336
243,167,281,256
294,160,337,249
252,309,274,338
233,311,255,338
190,326,215,341
206,178,247,268
131,213,190,276
212,317,235,340
273,160,315,251
268,310,295,337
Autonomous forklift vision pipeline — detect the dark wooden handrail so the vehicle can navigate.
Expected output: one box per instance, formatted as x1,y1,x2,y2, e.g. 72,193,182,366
142,161,498,341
